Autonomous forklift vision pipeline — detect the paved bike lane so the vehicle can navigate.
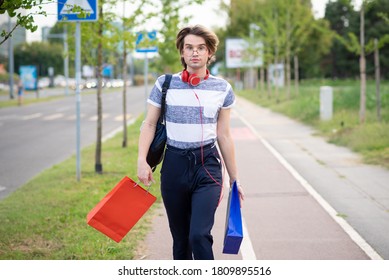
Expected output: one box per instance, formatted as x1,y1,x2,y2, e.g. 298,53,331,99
136,97,384,260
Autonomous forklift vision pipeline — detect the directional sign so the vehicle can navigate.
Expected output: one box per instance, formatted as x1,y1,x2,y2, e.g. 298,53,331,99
58,0,98,21
136,31,158,53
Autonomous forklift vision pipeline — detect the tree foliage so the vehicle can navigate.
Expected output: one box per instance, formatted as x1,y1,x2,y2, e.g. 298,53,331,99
323,0,389,79
224,0,330,82
0,0,52,45
152,0,204,74
14,41,63,76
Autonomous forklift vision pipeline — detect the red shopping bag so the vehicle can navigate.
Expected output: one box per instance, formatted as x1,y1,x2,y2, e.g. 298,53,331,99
87,176,156,243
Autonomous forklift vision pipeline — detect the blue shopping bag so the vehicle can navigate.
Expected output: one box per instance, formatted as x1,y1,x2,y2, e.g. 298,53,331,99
222,180,243,254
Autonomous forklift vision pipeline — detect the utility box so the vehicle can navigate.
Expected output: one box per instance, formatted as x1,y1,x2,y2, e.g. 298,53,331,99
320,86,333,121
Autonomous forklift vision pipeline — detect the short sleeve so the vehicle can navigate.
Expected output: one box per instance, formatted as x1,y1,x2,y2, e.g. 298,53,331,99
222,83,235,108
147,75,165,108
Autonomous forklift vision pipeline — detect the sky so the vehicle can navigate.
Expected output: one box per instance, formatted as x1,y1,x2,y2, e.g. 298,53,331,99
25,0,363,42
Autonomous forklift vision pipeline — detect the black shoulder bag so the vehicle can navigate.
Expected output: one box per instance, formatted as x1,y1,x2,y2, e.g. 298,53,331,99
146,74,172,172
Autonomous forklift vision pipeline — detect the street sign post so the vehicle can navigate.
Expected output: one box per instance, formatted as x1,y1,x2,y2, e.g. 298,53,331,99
57,0,98,181
136,31,158,113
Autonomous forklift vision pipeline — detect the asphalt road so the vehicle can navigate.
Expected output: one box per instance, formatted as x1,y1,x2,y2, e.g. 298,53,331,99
0,86,146,199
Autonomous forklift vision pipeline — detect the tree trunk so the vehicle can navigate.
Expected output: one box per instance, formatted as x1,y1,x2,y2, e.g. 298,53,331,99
374,38,381,122
274,56,279,103
122,45,128,147
260,67,265,95
266,65,271,99
359,4,366,124
286,10,291,100
294,55,299,96
95,6,103,174
286,55,291,99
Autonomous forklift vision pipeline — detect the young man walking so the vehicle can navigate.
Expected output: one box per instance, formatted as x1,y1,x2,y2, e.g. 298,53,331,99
137,25,244,260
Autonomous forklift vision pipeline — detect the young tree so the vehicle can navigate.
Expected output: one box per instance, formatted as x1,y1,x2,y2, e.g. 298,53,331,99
323,0,359,78
110,0,149,147
359,3,366,124
65,0,119,174
332,0,389,123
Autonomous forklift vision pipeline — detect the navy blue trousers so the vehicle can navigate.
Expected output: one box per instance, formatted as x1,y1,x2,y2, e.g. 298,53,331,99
160,143,222,260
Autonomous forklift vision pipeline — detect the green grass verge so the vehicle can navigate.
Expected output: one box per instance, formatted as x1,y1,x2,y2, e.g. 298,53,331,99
237,79,389,169
0,117,162,260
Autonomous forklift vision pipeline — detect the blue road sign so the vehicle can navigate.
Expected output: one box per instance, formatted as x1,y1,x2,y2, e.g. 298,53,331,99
58,0,98,21
136,31,158,53
19,65,38,90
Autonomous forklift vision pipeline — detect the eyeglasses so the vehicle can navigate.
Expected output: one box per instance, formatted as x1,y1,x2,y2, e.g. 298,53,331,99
183,45,208,55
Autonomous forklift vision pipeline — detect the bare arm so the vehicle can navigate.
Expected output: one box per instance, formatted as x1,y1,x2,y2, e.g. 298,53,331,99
217,108,245,204
137,104,161,186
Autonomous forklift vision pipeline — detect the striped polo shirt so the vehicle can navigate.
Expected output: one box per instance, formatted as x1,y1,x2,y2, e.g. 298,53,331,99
147,72,235,149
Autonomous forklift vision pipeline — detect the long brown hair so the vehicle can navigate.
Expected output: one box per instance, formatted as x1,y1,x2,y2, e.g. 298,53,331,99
176,25,219,69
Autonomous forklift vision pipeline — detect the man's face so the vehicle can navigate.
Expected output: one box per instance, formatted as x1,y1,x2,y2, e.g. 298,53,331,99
181,34,210,71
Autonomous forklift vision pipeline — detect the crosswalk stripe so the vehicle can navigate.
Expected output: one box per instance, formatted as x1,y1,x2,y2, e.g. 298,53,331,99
22,113,43,120
43,113,64,120
67,114,86,120
89,113,110,121
114,114,132,121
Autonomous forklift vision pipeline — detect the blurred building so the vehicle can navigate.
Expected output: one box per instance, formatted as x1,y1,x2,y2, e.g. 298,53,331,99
0,16,27,57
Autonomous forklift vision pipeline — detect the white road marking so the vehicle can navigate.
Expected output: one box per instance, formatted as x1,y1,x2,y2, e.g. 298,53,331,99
0,186,6,192
22,113,43,120
89,113,109,121
114,114,132,121
241,217,257,260
56,106,73,112
67,113,85,120
237,112,383,260
43,113,64,120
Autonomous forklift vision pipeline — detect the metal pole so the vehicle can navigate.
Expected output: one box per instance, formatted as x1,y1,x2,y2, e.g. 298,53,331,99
249,25,254,89
75,21,81,181
8,15,14,99
64,25,69,96
144,52,148,113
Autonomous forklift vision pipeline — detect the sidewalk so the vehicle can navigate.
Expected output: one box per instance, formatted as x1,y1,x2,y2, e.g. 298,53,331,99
135,96,388,260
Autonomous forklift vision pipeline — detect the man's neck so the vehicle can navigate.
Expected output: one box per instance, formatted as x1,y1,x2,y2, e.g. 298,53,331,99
186,67,208,78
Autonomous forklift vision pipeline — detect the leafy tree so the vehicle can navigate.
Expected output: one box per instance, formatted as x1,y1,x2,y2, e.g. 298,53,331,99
323,0,360,78
14,41,63,76
363,0,389,79
153,0,204,74
325,0,389,123
63,0,175,173
227,0,327,98
57,0,120,174
110,0,149,147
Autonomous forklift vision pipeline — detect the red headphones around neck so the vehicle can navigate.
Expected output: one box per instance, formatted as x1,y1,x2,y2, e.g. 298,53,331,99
182,69,210,86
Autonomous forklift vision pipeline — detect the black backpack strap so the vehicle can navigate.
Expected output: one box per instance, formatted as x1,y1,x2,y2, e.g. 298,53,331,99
161,74,172,122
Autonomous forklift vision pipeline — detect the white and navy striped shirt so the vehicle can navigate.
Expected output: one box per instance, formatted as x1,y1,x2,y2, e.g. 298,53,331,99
148,73,235,149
